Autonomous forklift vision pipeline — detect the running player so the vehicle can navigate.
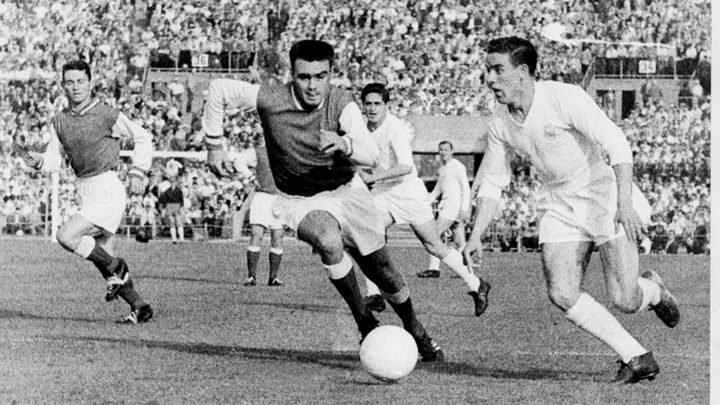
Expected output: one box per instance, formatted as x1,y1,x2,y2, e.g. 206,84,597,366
201,40,443,361
21,60,154,324
464,37,679,383
358,83,490,317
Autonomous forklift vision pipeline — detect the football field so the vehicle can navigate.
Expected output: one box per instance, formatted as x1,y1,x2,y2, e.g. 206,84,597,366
0,238,710,404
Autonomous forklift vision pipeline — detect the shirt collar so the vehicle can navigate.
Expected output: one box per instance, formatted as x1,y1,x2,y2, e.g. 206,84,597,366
67,99,99,116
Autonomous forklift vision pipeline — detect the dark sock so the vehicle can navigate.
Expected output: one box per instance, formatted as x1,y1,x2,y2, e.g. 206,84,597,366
87,244,119,278
387,297,428,340
268,251,282,280
246,249,260,279
118,279,147,310
349,246,404,295
329,268,377,335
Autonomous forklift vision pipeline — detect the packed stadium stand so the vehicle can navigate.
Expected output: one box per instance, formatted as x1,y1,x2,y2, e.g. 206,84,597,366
0,0,710,254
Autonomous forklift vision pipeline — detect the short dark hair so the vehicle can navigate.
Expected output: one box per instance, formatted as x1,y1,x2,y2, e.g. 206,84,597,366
486,36,538,76
289,40,334,70
361,83,390,103
62,60,92,81
438,140,454,150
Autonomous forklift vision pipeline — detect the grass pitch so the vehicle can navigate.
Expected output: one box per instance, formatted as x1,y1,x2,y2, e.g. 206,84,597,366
0,238,709,404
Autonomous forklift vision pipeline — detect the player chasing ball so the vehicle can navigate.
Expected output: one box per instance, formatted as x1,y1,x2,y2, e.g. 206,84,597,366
201,40,444,362
464,37,679,383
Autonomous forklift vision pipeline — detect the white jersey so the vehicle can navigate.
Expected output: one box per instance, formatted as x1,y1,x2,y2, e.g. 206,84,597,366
369,113,417,188
430,158,471,212
477,81,633,199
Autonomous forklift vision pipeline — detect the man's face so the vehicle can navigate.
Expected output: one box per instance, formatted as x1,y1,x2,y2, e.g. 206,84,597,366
292,59,331,109
485,53,523,105
62,69,92,105
363,92,387,126
438,143,453,163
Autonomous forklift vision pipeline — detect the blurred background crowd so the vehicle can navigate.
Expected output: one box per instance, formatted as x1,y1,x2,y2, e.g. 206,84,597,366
0,0,710,254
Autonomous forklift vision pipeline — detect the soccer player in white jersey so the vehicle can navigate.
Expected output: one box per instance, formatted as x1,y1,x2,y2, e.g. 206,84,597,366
201,40,443,361
464,37,679,383
21,60,154,324
417,141,472,278
358,83,490,316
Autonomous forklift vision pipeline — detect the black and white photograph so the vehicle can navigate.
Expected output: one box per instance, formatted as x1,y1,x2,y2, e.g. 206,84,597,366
0,0,713,403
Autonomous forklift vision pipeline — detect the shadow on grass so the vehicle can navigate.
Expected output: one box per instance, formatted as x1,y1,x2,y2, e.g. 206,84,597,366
138,274,235,285
46,335,603,382
0,309,103,323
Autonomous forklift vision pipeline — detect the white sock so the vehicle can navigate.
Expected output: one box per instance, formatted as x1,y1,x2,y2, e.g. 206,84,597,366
428,255,440,271
566,293,647,363
178,227,184,241
365,277,381,296
170,227,177,241
441,249,480,292
637,277,661,312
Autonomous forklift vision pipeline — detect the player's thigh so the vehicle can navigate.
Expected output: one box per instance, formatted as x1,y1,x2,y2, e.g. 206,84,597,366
451,221,466,244
270,228,284,248
410,220,448,257
597,236,641,311
434,217,455,235
95,231,115,256
541,241,594,310
57,214,102,247
249,223,266,246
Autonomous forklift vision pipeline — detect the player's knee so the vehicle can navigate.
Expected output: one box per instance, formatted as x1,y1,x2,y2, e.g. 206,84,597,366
610,289,641,313
55,226,79,251
312,229,344,258
547,285,578,312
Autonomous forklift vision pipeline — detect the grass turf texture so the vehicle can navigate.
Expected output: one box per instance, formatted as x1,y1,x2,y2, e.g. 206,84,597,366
0,238,709,404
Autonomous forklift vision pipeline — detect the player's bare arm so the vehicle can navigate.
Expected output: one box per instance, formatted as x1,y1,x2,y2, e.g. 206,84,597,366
613,162,644,244
463,197,500,268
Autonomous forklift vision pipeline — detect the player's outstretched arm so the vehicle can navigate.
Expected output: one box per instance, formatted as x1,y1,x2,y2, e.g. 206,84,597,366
337,102,380,167
202,79,260,177
112,112,153,195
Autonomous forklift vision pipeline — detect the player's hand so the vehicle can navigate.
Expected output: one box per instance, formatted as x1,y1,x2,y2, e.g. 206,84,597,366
458,210,470,223
615,202,645,244
207,147,235,178
319,129,348,155
128,175,145,195
21,150,43,170
462,237,484,271
358,169,374,184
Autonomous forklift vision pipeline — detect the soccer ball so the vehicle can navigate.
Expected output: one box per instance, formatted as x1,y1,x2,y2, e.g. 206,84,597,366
359,325,418,382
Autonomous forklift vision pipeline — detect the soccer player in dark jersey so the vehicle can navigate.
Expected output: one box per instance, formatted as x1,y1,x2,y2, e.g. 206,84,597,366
240,144,285,287
21,60,154,324
202,40,443,361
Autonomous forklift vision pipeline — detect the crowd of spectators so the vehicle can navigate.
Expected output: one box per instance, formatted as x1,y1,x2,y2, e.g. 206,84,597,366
0,0,711,254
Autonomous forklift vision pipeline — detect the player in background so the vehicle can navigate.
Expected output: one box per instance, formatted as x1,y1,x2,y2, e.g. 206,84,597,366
21,60,154,324
417,141,472,279
358,83,490,316
241,140,285,287
201,40,443,362
464,37,679,383
158,177,185,243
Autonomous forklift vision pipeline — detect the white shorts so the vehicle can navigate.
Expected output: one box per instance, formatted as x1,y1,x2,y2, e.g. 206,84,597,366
538,175,651,245
372,178,434,225
249,192,283,230
437,196,462,222
76,171,127,233
272,175,385,256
